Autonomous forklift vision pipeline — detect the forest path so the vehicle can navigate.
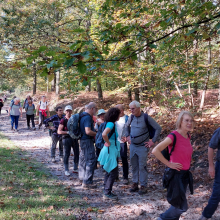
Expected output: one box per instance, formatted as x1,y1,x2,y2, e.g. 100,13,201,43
0,100,219,220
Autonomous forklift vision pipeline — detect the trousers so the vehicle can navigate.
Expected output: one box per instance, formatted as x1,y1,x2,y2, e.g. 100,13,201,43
10,115,19,129
79,139,96,184
51,134,63,158
104,167,118,195
26,114,35,128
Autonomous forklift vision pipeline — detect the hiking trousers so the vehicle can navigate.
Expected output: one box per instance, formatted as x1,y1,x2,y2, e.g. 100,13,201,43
51,134,63,158
104,166,118,195
38,112,45,128
79,139,96,184
10,115,19,129
120,142,129,179
62,137,79,171
26,114,35,128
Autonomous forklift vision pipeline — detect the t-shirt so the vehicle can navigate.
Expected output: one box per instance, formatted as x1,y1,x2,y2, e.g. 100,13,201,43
25,104,35,115
167,130,193,170
60,117,70,139
106,122,118,143
209,127,220,161
10,102,21,116
80,112,95,140
38,101,47,111
115,115,127,143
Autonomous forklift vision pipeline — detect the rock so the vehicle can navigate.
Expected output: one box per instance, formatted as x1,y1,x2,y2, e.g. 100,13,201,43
135,208,144,216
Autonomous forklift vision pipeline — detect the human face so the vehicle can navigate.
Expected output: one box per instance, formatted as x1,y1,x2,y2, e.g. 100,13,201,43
57,109,63,117
42,97,46,102
92,106,97,116
180,114,194,132
129,105,141,117
119,108,124,117
65,110,72,118
99,113,105,121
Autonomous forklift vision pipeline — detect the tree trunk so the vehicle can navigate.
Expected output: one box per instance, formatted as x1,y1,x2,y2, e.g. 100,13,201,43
218,67,220,107
88,80,91,92
33,62,37,95
51,73,56,92
47,76,49,92
96,79,103,99
193,39,198,96
128,88,132,101
56,71,60,95
134,87,140,102
200,41,211,110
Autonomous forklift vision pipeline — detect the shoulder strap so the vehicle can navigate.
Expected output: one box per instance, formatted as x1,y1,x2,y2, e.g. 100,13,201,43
125,115,129,123
40,101,41,105
143,113,149,126
169,133,177,156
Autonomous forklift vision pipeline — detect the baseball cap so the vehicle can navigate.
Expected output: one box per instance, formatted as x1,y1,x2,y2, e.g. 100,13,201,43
65,105,73,111
97,109,106,116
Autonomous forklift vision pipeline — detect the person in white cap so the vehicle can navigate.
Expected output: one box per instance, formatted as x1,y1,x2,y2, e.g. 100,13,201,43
94,109,106,131
58,105,79,176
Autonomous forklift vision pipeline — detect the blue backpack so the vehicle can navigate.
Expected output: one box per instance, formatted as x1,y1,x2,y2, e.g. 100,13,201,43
95,122,116,149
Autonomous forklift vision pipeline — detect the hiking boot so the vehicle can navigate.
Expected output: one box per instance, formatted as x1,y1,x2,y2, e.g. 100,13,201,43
51,157,56,163
130,183,139,192
73,169,78,173
103,193,118,201
82,183,97,189
15,129,18,132
11,126,13,130
199,216,209,220
65,171,71,176
138,186,147,195
27,126,30,130
154,218,162,220
59,157,63,162
32,127,36,130
123,179,129,185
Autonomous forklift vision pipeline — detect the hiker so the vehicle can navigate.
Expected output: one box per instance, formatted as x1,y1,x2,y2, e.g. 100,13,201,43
8,97,22,131
23,95,32,109
124,100,161,195
36,96,50,129
115,104,129,185
57,105,79,176
152,111,194,220
0,99,3,115
3,94,7,102
79,102,97,188
25,100,36,130
199,127,220,220
98,107,121,200
44,106,64,163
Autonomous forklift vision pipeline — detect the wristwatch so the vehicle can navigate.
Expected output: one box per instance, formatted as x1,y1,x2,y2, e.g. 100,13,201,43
67,131,69,134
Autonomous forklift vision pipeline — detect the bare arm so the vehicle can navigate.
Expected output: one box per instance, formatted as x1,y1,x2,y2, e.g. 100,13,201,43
102,127,111,146
46,105,50,117
57,124,68,135
19,107,22,118
8,107,11,116
85,127,96,136
152,137,183,171
36,104,40,116
208,147,215,178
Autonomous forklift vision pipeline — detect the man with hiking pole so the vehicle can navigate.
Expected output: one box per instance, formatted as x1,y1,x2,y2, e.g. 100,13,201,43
124,100,161,195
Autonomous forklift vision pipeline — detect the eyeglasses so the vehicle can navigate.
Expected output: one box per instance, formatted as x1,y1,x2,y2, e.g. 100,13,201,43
130,108,136,111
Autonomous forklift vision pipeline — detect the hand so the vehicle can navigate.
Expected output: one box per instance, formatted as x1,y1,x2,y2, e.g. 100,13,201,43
104,142,111,147
209,165,215,179
20,114,22,118
8,114,10,117
168,162,183,171
50,126,55,130
126,136,131,144
36,112,38,116
121,137,127,143
144,140,154,148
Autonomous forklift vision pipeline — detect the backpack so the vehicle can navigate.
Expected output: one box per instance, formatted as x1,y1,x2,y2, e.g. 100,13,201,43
26,104,35,111
161,133,176,161
0,102,3,108
129,113,156,140
67,113,86,139
95,122,116,150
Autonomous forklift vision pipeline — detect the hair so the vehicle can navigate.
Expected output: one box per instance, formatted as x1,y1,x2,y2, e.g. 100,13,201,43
14,98,20,102
129,100,141,108
115,104,124,110
56,106,62,112
13,96,16,99
176,111,194,129
86,102,96,109
104,107,121,123
28,100,32,104
42,96,46,98
26,95,31,99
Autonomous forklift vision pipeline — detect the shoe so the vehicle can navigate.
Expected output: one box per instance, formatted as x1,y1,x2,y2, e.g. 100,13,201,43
82,183,97,189
51,157,56,163
103,193,118,201
130,183,139,192
27,126,30,130
32,127,36,130
123,179,129,185
11,126,13,130
65,171,71,176
155,217,162,220
15,129,18,132
73,169,78,173
138,186,147,195
199,216,209,220
59,157,63,162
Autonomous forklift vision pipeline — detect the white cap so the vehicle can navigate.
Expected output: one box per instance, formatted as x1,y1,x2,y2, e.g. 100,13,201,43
64,105,73,111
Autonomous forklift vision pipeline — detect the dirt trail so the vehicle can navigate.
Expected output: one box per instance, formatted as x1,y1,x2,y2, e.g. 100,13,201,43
0,100,219,220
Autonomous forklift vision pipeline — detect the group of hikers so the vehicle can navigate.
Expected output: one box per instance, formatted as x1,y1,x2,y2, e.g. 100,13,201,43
2,94,220,220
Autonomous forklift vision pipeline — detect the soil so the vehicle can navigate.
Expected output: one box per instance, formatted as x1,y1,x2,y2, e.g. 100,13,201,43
1,94,220,220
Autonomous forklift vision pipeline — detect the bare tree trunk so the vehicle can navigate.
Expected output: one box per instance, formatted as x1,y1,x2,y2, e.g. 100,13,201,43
88,80,91,92
47,76,49,92
193,39,198,96
51,73,56,92
218,67,220,107
96,79,103,99
134,87,140,102
200,41,211,110
56,71,60,95
33,62,37,95
128,88,132,101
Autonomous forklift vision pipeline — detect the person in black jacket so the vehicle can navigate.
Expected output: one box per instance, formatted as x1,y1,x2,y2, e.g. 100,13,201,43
152,111,194,220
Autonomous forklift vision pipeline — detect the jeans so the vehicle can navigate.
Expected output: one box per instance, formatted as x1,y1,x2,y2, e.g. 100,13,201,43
104,167,118,195
10,115,19,129
79,139,96,184
203,160,220,218
26,114,35,128
62,137,79,171
51,134,63,158
38,112,45,128
160,174,188,220
120,142,129,179
96,146,101,167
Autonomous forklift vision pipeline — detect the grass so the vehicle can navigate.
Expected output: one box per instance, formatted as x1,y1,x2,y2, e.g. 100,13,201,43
0,133,86,220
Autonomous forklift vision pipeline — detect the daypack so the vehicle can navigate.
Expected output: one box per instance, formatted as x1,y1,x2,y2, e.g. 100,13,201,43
25,104,35,111
161,133,176,161
67,113,87,139
129,113,156,140
95,122,116,150
0,102,3,108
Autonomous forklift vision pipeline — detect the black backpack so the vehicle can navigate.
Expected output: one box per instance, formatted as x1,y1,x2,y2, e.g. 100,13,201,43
161,133,176,161
0,102,3,108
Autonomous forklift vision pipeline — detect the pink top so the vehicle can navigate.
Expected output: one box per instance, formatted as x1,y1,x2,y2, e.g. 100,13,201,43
167,130,193,170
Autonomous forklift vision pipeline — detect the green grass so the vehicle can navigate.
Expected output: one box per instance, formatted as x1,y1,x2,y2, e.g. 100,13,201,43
0,133,86,220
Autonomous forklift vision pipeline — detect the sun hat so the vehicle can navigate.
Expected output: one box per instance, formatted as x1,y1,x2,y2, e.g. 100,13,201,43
97,109,106,116
65,105,73,111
